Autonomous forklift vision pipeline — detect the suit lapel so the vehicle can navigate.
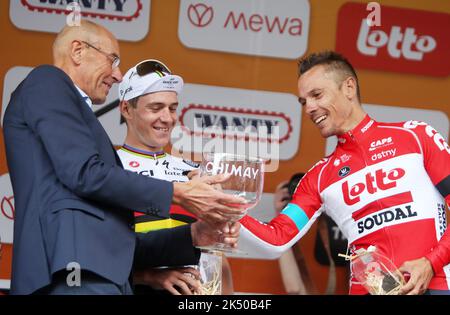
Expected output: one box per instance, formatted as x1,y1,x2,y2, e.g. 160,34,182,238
76,95,123,168
110,140,124,168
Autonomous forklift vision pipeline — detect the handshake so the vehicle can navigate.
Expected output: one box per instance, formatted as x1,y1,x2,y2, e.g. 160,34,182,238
173,172,246,249
133,173,244,295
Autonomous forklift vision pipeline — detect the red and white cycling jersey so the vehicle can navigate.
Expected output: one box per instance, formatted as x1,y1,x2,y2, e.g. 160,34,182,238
239,115,450,294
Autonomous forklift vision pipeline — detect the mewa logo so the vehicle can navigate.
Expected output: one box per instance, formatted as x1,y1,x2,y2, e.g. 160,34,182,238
179,0,310,59
0,174,14,221
187,3,214,27
0,173,15,244
187,2,303,35
336,3,450,77
1,196,14,221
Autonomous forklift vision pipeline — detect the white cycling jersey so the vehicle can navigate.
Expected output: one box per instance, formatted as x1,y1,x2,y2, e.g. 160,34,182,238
117,144,199,230
118,144,198,182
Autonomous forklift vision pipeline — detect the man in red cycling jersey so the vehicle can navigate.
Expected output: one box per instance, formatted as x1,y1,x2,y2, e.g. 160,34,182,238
238,51,450,295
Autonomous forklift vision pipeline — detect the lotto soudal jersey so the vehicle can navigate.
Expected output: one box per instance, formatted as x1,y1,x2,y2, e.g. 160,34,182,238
117,144,199,231
239,115,450,294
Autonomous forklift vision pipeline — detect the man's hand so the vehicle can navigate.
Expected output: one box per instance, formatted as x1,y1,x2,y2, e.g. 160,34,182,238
173,174,246,225
273,180,290,213
191,220,241,249
398,257,434,295
134,267,202,295
186,169,200,180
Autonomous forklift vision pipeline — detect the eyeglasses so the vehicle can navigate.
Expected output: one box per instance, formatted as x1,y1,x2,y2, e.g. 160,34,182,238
121,59,172,101
82,41,121,69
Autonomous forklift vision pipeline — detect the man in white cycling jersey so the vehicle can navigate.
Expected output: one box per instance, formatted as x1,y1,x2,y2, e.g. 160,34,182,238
237,51,450,295
117,59,235,295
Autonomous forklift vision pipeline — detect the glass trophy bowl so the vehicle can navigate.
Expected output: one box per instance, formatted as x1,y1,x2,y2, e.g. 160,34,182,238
198,152,265,253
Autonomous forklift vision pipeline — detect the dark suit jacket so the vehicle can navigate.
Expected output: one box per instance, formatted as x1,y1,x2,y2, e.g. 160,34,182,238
3,65,199,294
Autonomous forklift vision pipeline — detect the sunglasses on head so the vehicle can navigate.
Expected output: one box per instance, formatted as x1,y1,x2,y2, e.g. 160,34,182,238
135,59,172,76
121,59,172,102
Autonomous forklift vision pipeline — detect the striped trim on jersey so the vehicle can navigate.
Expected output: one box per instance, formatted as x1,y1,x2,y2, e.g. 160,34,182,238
119,144,166,159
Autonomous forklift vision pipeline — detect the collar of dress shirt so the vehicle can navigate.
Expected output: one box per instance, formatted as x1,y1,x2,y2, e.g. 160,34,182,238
74,85,93,109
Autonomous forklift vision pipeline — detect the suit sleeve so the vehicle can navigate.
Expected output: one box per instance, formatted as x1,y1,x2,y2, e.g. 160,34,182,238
408,121,450,273
134,225,200,268
21,66,173,215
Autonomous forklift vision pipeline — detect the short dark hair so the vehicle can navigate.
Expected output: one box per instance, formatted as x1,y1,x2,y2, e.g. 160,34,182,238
120,96,140,125
298,51,361,102
127,96,139,108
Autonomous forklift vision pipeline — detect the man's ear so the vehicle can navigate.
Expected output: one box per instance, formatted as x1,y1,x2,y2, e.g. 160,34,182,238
343,76,357,101
70,40,83,66
120,100,133,120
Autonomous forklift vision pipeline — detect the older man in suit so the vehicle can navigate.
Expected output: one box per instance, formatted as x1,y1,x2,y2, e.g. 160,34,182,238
3,20,243,295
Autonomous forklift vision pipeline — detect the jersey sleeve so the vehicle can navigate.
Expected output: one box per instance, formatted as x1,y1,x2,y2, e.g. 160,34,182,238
404,121,450,273
404,120,450,202
238,161,325,259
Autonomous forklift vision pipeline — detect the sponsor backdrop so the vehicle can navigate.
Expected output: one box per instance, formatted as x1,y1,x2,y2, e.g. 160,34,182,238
0,0,449,294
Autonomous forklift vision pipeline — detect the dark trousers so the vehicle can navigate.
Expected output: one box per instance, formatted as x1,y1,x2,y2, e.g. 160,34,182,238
34,270,133,295
424,289,450,295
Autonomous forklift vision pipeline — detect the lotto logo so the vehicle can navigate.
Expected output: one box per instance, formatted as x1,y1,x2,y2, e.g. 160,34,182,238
342,168,405,206
357,20,436,61
336,3,450,77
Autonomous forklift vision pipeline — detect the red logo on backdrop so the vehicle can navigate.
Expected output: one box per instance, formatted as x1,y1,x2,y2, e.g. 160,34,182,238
179,103,293,144
188,3,214,27
336,3,450,77
20,0,143,21
129,161,140,168
1,196,14,220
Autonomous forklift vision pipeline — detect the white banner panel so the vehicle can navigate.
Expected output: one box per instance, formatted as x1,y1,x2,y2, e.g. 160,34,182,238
178,0,310,59
172,83,302,163
9,0,151,42
0,174,14,244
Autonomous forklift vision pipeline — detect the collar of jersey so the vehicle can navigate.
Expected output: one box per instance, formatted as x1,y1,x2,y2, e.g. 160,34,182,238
337,114,377,146
120,144,166,159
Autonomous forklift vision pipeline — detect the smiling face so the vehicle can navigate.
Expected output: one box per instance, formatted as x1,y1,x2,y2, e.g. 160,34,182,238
297,65,362,138
121,91,179,152
78,31,122,104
